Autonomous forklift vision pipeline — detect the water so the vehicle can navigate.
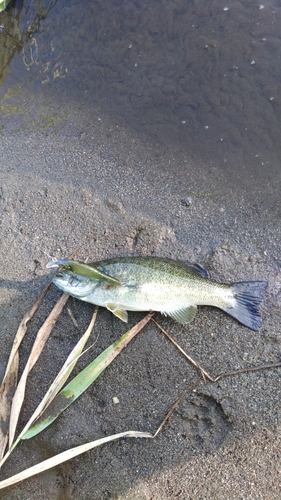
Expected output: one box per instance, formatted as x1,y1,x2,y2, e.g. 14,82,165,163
0,0,280,204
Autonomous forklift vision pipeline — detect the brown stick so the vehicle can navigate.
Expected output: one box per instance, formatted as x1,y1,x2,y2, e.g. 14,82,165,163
152,319,214,382
151,318,281,435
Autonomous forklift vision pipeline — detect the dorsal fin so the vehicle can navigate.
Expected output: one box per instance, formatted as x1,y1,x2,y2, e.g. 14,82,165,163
182,261,208,278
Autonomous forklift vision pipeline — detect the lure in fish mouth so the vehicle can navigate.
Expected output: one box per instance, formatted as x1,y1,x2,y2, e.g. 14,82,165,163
48,256,268,331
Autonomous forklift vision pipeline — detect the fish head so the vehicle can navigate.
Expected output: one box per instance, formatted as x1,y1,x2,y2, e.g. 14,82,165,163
52,270,98,298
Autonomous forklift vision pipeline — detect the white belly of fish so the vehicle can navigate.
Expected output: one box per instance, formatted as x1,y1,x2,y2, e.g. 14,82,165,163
83,280,225,312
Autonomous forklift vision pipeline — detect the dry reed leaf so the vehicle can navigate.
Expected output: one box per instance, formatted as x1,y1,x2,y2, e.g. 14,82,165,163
8,293,69,449
0,354,18,461
1,284,50,386
0,430,152,490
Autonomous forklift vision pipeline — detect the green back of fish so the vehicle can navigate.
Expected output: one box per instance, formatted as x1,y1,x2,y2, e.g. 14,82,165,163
92,256,209,284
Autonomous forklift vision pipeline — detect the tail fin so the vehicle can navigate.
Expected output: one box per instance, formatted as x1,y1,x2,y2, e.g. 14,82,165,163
224,281,267,331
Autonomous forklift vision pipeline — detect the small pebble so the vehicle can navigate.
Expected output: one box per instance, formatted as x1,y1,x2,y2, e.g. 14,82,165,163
180,197,192,207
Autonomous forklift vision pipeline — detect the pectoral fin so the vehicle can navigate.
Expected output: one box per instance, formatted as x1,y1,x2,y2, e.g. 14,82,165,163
106,303,128,322
166,305,197,325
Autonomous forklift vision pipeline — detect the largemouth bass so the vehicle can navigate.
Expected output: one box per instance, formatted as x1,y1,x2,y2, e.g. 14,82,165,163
48,257,267,331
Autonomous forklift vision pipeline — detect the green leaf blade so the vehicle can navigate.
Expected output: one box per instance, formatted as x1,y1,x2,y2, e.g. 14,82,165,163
0,0,11,13
56,259,121,285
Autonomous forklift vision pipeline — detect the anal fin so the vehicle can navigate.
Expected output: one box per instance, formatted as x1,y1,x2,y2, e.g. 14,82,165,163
106,303,128,322
166,305,197,325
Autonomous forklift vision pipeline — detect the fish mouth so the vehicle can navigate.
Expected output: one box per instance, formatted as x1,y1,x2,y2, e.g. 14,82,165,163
52,271,96,298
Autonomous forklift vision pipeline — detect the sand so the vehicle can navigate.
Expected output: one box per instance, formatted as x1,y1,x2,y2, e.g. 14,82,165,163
0,1,280,499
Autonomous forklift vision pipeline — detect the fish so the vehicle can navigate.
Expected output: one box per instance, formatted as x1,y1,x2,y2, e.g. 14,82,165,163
48,256,268,331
